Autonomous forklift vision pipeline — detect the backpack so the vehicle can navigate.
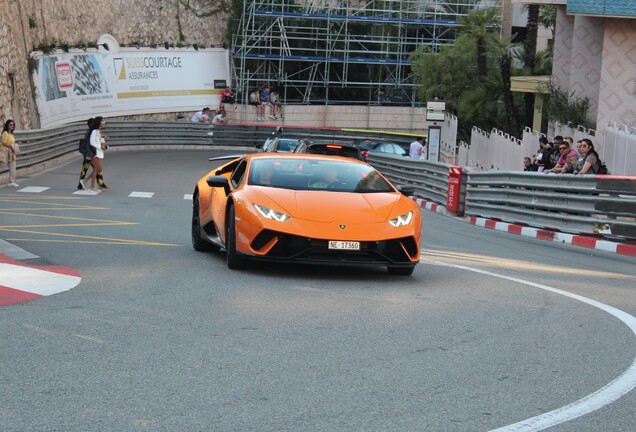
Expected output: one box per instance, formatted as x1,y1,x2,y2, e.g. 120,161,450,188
78,130,94,157
597,162,608,174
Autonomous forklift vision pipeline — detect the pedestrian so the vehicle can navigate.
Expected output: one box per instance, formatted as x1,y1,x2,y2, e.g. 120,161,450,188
219,86,236,111
249,89,264,121
574,138,604,174
1,119,20,187
212,110,227,124
270,89,284,119
191,107,210,123
84,116,110,191
77,118,94,190
259,85,276,120
523,156,538,171
409,137,426,159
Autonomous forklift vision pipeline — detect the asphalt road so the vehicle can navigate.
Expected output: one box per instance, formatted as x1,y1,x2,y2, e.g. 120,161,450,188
1,150,635,432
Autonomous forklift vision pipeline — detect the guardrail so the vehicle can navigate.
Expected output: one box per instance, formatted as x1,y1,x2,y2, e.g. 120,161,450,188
1,120,414,180
369,153,636,240
464,172,636,238
366,153,457,208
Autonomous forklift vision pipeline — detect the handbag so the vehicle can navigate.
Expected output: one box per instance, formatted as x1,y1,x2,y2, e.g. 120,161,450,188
10,142,20,156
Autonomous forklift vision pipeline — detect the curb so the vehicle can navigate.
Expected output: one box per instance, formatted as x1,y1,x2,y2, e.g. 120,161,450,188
412,197,636,257
0,253,81,306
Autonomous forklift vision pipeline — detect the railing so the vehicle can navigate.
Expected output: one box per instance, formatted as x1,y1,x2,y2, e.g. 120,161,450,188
1,120,416,180
464,171,636,238
368,153,636,240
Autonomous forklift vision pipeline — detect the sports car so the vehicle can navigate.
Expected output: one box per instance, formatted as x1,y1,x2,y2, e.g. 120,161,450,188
192,153,421,275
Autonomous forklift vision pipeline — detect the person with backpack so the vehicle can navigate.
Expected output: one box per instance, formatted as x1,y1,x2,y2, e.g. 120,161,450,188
575,138,607,174
77,118,95,190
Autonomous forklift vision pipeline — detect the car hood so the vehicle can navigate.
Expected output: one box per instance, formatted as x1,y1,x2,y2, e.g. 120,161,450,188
252,188,402,223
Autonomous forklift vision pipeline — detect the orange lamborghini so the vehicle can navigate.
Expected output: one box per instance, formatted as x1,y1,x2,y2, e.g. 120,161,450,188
192,153,421,275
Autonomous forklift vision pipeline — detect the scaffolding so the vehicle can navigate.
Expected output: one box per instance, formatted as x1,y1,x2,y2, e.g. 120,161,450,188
232,0,503,106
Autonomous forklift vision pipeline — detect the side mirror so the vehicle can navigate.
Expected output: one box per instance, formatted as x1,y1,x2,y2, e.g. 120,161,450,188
396,184,415,196
207,175,230,195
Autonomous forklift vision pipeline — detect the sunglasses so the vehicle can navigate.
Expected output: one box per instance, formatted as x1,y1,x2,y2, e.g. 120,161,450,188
559,147,568,150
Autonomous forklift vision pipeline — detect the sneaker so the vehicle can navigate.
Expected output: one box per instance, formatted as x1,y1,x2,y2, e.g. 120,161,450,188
270,115,277,119
280,115,285,119
100,184,110,190
79,179,88,190
8,182,19,187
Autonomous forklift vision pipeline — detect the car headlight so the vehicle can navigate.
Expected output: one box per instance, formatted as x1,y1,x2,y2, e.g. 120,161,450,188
389,211,412,227
254,204,290,222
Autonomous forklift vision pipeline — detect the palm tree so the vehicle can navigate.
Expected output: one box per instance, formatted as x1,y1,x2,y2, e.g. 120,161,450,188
523,5,540,128
457,8,500,80
496,37,522,136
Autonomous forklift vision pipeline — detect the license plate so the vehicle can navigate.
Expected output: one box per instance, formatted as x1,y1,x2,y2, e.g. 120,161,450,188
328,240,360,250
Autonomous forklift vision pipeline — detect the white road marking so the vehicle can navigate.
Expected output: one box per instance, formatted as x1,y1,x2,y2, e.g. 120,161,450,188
0,263,80,296
129,191,154,198
73,189,100,195
184,194,193,200
18,186,49,193
425,258,636,432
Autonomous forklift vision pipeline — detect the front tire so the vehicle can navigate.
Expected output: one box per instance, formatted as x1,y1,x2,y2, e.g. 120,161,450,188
226,205,246,269
387,265,415,276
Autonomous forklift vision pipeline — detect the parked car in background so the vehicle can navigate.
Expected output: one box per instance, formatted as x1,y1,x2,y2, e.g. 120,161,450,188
354,139,408,159
293,141,365,161
257,137,303,153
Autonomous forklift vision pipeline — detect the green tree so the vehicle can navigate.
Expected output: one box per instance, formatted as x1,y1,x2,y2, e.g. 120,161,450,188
457,8,500,80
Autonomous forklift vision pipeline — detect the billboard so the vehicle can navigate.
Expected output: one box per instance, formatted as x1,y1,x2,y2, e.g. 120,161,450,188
32,48,230,127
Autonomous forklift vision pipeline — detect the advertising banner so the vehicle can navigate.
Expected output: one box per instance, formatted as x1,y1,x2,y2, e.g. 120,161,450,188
32,48,230,127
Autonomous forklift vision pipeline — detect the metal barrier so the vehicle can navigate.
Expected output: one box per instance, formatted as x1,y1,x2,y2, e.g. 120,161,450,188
366,154,454,208
1,120,415,180
464,171,636,239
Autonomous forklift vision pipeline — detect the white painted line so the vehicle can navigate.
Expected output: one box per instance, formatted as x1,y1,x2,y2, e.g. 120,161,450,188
425,258,636,432
18,186,49,193
129,191,155,198
184,194,193,200
0,263,81,296
0,239,39,260
73,189,100,195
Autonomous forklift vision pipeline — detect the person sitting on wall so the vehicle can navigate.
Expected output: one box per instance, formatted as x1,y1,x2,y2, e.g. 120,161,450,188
212,110,227,124
191,107,210,123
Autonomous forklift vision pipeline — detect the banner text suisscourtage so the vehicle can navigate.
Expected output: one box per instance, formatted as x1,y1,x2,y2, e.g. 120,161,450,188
125,56,183,69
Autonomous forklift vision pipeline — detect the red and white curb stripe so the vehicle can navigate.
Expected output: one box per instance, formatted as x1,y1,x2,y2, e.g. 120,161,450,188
468,217,636,256
0,254,81,306
412,197,636,257
413,197,442,213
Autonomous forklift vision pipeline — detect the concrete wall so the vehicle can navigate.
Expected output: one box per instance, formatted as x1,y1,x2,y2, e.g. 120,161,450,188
0,0,227,130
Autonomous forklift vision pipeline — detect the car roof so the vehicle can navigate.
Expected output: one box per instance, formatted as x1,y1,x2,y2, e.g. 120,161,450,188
245,151,367,165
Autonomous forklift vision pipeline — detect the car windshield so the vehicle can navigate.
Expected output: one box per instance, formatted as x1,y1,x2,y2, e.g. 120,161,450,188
249,158,394,193
276,139,299,152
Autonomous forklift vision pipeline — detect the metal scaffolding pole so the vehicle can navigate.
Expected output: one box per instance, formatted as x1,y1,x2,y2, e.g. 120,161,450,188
232,0,503,106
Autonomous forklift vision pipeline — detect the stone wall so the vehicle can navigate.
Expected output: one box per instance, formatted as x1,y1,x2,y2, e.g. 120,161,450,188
0,0,229,130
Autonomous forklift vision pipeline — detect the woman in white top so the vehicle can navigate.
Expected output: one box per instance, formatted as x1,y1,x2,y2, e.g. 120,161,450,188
84,116,109,191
